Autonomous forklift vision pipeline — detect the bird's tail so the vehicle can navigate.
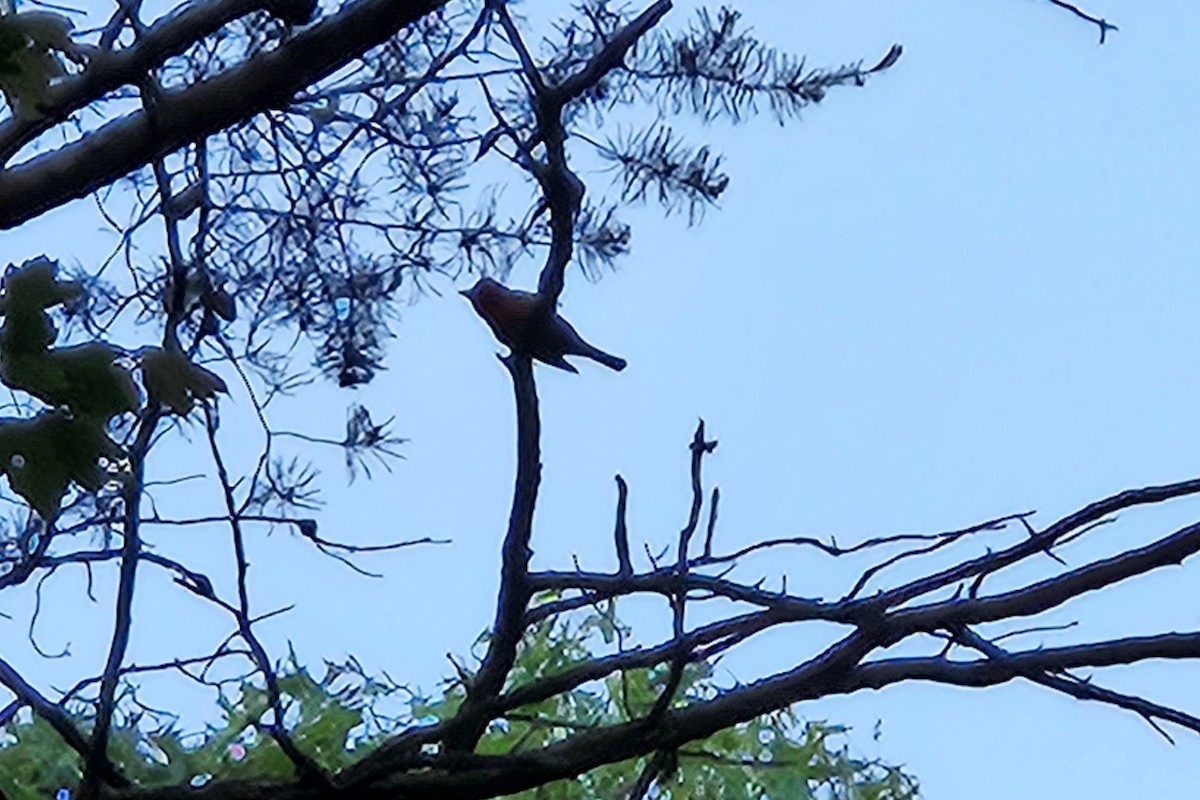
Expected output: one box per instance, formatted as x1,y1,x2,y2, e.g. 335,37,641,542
581,345,627,372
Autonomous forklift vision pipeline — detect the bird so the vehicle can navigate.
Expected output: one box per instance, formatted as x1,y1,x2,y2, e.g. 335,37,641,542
461,278,626,373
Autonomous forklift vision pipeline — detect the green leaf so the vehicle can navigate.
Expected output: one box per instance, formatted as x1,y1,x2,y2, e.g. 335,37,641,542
0,409,125,519
140,346,228,416
3,342,139,420
0,13,72,119
0,258,82,355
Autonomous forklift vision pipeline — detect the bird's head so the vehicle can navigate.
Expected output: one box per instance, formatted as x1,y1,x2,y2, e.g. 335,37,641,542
459,277,500,308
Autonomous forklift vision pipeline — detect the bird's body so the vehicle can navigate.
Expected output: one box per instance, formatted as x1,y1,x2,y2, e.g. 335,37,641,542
461,278,626,373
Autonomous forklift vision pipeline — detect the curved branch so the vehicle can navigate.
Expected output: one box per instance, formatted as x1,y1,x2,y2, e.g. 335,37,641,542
893,518,1200,634
0,0,301,165
441,353,540,753
876,476,1200,610
1043,0,1118,42
0,0,450,228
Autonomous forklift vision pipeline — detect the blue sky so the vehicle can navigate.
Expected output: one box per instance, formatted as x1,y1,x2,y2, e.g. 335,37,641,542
3,0,1200,796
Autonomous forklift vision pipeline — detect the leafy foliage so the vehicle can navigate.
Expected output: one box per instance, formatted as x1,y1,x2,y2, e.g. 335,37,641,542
0,259,226,519
0,10,78,119
139,347,227,417
0,602,917,799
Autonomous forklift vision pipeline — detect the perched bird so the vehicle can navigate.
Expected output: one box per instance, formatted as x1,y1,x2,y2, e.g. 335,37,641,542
461,278,626,373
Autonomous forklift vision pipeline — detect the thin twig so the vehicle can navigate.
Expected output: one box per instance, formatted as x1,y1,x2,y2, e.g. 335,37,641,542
1044,0,1118,43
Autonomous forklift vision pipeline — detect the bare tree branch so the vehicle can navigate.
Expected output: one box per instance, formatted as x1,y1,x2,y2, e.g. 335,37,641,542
1044,0,1118,42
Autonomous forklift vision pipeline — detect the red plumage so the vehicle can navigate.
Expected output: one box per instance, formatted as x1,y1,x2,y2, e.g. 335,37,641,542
461,278,626,373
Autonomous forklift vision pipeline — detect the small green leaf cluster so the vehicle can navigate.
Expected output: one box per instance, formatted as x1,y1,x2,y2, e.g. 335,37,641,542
0,655,395,798
0,258,226,519
0,10,75,119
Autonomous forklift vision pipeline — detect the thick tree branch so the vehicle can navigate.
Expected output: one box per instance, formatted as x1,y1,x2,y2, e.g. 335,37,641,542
892,518,1200,636
0,0,307,165
0,0,449,228
441,353,540,753
849,633,1200,695
498,610,780,713
875,476,1200,610
533,0,672,304
953,626,1200,739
